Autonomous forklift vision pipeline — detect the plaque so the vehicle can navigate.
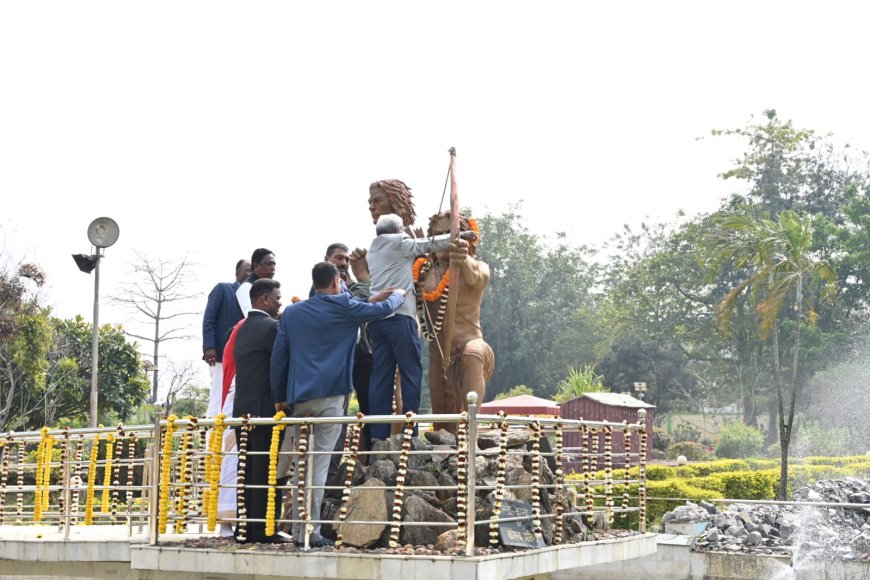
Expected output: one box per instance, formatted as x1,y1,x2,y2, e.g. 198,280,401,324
498,499,546,549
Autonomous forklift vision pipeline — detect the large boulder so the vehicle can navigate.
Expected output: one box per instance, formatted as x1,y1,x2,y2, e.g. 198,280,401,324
338,478,388,549
399,495,455,547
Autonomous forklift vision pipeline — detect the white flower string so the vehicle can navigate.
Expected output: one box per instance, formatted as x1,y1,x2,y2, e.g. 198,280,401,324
456,411,469,544
125,433,136,522
389,412,414,548
583,426,594,527
236,415,250,541
488,411,508,546
336,416,363,549
0,436,11,524
622,423,631,516
70,435,84,525
295,422,310,539
553,421,564,544
639,426,648,527
604,425,614,527
111,426,124,521
16,441,25,519
530,420,542,539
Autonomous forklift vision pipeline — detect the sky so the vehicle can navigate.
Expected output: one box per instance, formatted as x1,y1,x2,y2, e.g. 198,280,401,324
2,1,870,399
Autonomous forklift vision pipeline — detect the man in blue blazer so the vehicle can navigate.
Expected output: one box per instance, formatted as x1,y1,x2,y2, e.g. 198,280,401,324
271,261,405,547
202,259,250,418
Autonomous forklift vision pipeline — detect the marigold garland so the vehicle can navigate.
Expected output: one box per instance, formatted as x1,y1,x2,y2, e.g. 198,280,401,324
413,258,450,339
456,411,469,544
110,427,124,520
335,416,362,549
71,435,84,524
195,424,207,518
0,436,10,525
530,420,542,539
412,257,451,302
57,429,70,520
581,426,593,526
389,412,414,548
33,427,49,522
158,415,179,535
295,421,310,541
638,427,648,527
266,410,286,537
488,411,509,546
84,434,102,525
125,433,136,522
236,415,250,541
553,421,565,544
174,417,195,533
204,414,227,531
604,425,614,527
622,423,631,517
100,432,115,513
15,441,25,519
42,434,55,518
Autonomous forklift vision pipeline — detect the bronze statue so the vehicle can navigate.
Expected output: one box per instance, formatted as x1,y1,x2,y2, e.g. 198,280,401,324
414,211,494,433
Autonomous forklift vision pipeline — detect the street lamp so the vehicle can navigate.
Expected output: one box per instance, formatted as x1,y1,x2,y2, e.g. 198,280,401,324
72,217,120,428
633,382,647,401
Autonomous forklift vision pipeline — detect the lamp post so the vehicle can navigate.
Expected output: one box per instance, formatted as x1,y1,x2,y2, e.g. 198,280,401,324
72,218,119,427
633,382,647,401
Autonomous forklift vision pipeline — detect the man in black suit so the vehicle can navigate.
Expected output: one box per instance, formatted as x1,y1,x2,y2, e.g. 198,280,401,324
232,278,286,543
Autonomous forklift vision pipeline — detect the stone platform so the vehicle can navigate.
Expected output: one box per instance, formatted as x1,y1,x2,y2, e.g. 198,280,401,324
0,525,657,580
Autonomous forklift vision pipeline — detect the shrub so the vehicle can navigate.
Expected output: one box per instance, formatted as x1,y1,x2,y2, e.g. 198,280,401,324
715,469,778,499
791,420,858,457
653,427,671,451
715,421,764,459
666,441,711,461
678,459,751,477
672,422,702,444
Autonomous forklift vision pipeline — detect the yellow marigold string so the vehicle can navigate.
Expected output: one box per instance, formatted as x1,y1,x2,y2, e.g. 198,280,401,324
205,414,227,531
100,432,115,513
42,435,55,515
265,410,286,537
158,415,178,535
33,427,49,522
84,434,102,525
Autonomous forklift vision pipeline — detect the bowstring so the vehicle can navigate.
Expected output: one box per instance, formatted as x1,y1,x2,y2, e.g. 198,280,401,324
422,157,454,363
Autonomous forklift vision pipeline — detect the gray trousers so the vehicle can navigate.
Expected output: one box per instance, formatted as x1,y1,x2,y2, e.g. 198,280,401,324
286,394,345,541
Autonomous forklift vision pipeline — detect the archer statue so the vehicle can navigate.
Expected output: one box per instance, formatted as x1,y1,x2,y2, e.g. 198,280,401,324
414,210,494,433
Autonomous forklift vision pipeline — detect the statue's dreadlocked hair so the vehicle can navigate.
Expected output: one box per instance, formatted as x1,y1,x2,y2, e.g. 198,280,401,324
370,179,416,227
427,211,478,256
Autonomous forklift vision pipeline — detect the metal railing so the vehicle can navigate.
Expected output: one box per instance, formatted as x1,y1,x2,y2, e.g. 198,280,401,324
0,394,649,555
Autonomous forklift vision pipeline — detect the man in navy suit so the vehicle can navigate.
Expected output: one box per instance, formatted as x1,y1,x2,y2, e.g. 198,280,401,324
271,261,404,547
203,259,251,418
233,278,286,543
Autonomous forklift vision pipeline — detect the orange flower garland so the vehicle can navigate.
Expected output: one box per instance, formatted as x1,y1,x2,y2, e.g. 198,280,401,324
412,257,449,302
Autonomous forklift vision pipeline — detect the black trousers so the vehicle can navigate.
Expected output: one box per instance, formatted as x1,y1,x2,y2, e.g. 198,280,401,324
235,424,282,541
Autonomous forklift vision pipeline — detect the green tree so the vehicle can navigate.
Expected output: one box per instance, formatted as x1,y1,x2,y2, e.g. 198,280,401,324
707,210,836,499
495,385,534,400
478,206,600,398
43,316,149,429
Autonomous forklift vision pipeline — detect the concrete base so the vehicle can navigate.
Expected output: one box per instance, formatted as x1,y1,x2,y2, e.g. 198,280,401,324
131,534,657,580
0,526,657,580
553,534,870,580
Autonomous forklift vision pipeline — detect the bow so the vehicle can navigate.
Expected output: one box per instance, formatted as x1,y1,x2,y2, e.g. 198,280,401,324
441,147,460,376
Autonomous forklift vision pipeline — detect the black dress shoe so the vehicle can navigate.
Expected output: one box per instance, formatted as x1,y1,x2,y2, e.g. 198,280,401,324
261,534,293,544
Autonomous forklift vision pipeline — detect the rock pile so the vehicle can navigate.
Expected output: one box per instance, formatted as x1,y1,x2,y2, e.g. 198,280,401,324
662,477,870,561
318,428,592,552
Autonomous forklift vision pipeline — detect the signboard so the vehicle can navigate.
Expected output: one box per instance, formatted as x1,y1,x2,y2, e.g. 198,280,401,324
498,499,546,549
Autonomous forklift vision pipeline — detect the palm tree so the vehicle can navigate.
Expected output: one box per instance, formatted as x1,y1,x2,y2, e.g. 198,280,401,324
707,210,836,499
